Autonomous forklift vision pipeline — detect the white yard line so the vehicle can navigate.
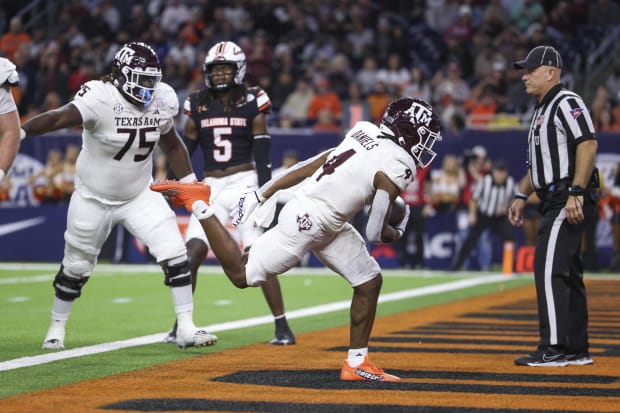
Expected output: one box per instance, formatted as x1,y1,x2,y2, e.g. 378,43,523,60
0,274,509,372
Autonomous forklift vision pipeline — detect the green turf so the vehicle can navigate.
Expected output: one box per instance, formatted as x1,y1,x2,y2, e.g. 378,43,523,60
0,265,533,398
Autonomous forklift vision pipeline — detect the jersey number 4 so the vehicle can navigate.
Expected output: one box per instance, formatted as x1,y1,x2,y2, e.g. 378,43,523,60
316,149,356,181
113,127,158,162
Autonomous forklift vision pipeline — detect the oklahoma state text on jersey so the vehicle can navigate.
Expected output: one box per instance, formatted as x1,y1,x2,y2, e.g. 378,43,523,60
183,87,271,171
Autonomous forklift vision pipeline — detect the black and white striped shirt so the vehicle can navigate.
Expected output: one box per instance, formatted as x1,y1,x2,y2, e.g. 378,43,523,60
527,84,596,190
473,174,516,217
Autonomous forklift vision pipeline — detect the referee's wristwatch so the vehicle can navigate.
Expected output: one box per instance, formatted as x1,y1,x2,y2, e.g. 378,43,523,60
568,185,584,196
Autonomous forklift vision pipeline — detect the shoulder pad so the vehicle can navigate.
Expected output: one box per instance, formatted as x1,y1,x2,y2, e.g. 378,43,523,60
153,81,179,115
249,86,272,114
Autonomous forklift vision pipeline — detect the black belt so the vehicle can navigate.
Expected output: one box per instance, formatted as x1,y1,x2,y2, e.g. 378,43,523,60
535,178,571,198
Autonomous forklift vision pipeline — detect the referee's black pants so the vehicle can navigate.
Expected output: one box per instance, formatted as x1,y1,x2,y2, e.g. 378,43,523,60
452,212,514,270
534,190,595,353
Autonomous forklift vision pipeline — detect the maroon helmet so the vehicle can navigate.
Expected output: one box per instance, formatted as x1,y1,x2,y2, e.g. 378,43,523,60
112,42,162,106
380,97,442,168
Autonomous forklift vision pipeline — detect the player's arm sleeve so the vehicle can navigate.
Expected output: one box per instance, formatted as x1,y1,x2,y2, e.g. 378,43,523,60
366,188,391,243
259,148,334,199
183,114,199,156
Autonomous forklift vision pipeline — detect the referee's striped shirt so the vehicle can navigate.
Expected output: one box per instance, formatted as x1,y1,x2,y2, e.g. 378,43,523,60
527,84,596,190
473,174,516,217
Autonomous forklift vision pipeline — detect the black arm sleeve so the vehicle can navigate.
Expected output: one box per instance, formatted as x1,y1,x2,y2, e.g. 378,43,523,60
182,134,199,157
253,135,272,186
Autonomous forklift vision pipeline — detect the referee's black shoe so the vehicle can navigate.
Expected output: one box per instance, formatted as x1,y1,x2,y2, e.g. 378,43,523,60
514,346,569,367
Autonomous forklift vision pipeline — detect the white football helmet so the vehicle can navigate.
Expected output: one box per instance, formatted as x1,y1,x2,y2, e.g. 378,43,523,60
203,41,246,90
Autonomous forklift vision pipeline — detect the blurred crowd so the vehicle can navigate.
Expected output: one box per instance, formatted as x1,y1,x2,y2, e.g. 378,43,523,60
1,0,620,134
1,0,620,270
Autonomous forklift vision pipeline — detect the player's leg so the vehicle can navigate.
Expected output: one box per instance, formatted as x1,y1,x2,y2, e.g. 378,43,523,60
241,218,296,345
313,223,399,381
123,188,216,348
42,193,109,350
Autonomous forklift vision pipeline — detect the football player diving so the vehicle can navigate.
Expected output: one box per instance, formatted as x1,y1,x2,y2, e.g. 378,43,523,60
151,97,442,381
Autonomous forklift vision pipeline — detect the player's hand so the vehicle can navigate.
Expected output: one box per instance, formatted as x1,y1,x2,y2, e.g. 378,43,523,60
394,204,410,239
230,190,263,227
508,199,525,227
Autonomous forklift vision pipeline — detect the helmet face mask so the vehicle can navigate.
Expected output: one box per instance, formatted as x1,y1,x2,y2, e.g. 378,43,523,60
203,41,246,90
113,42,162,106
380,97,442,168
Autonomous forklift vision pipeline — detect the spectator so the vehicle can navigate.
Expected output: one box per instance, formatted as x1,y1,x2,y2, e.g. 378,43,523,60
429,154,465,214
376,53,410,96
356,55,380,96
588,0,620,26
160,0,191,37
401,67,432,103
365,80,391,123
346,17,375,68
280,77,314,127
269,71,296,114
0,16,31,61
341,81,371,133
326,53,353,101
611,163,620,271
58,144,79,201
464,83,499,128
482,0,511,37
425,0,461,34
307,75,341,125
28,148,64,204
313,108,341,133
245,30,273,86
510,0,545,32
433,62,470,129
444,5,475,47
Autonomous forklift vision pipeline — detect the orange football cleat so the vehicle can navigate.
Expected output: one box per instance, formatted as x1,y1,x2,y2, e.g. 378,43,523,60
340,356,400,382
150,180,211,212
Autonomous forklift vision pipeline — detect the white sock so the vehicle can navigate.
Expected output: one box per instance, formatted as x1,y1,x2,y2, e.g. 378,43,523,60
170,285,195,330
347,347,368,367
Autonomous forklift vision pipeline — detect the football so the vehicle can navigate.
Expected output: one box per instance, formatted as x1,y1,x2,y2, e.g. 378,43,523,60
389,196,407,226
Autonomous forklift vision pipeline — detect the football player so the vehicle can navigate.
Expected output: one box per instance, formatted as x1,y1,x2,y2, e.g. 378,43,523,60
0,57,21,184
151,97,442,381
167,41,295,345
20,42,217,350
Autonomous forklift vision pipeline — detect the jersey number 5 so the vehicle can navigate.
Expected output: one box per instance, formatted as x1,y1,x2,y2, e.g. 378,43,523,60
213,127,232,162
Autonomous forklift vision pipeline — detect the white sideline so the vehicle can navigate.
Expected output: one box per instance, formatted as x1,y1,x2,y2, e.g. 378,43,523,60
0,274,509,372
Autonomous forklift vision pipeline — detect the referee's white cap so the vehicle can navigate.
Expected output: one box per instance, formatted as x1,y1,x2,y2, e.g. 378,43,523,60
513,45,563,69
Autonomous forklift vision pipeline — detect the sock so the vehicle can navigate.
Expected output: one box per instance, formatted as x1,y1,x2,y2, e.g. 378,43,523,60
170,285,194,331
347,347,368,367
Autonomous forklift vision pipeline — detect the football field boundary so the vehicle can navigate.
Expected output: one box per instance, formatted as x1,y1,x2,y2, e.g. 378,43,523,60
0,273,509,372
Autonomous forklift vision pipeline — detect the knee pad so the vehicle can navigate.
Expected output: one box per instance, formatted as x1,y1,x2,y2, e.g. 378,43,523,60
162,259,192,287
53,265,89,301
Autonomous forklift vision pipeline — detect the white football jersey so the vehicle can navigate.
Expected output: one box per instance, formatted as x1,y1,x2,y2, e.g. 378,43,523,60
71,80,179,204
300,121,416,230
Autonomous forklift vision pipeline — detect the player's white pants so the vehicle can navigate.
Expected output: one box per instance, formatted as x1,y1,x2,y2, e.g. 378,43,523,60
245,195,381,287
185,170,263,249
62,187,186,276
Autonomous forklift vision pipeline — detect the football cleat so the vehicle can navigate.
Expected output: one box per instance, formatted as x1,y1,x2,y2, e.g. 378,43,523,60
269,329,296,346
340,356,400,382
175,328,218,349
150,180,211,213
42,338,65,350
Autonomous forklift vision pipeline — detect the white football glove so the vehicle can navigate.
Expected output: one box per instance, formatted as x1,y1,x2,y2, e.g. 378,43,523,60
231,190,264,227
395,204,411,239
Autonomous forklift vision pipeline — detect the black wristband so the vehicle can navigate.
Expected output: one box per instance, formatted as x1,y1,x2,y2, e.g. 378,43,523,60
514,192,528,201
568,185,584,196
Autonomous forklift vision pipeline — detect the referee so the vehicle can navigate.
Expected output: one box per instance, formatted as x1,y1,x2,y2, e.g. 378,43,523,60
509,45,598,367
450,160,515,271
